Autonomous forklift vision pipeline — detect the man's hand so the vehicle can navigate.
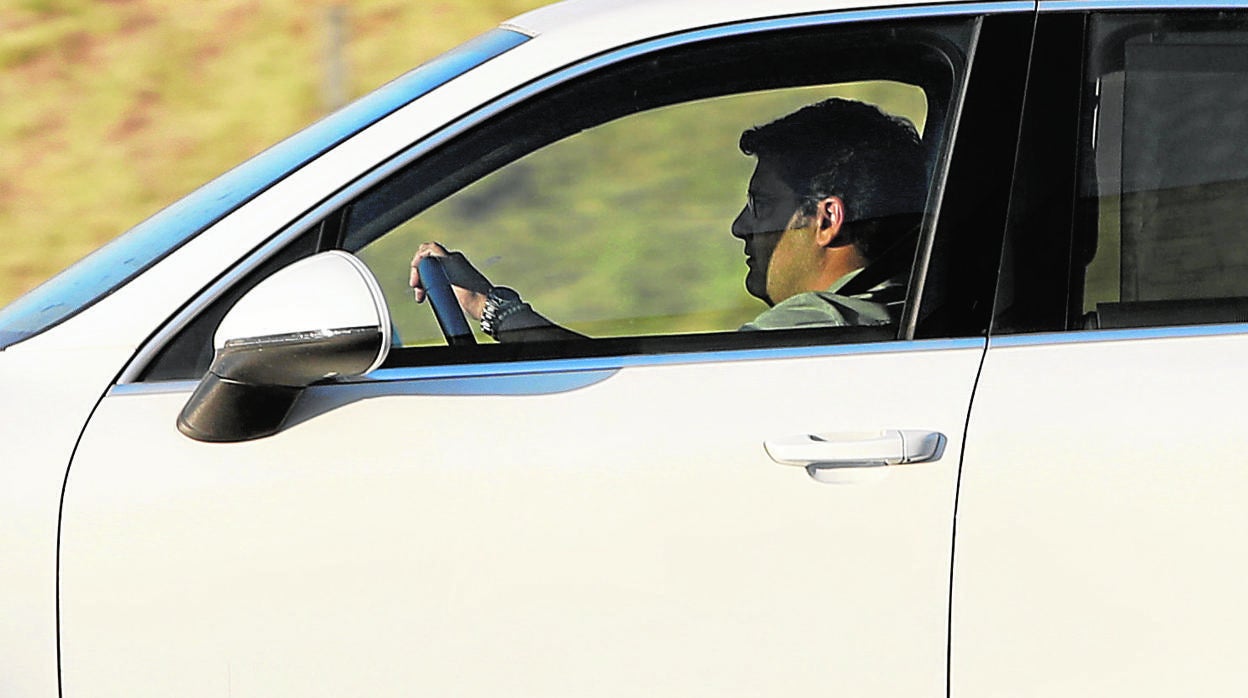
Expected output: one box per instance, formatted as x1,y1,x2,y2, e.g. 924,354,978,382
410,242,490,321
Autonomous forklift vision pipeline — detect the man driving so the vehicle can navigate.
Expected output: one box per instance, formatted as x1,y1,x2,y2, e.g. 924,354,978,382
410,97,927,340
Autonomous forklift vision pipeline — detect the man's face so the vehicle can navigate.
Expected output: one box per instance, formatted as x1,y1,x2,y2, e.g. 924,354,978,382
731,159,802,305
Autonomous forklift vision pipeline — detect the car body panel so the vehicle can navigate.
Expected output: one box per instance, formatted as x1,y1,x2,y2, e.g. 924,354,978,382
0,2,1033,694
16,0,1248,694
0,3,1022,693
0,345,133,698
504,0,952,40
46,0,1248,696
62,341,981,697
954,329,1248,696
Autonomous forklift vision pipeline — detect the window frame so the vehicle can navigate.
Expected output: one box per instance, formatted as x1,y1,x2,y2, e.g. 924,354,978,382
125,2,1036,384
343,24,974,367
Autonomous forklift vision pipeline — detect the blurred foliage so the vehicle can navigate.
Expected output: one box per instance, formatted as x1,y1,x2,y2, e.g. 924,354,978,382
0,0,547,306
1084,194,1122,312
357,82,926,344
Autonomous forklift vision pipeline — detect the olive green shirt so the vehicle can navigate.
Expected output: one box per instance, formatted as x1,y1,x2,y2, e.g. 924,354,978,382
740,268,898,331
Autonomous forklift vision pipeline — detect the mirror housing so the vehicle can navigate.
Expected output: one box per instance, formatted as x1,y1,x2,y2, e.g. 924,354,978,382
178,251,390,442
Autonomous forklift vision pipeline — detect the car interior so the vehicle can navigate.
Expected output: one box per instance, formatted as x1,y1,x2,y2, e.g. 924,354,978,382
1077,17,1248,330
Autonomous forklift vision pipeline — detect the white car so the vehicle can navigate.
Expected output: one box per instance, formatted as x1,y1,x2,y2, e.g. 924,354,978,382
4,0,1247,695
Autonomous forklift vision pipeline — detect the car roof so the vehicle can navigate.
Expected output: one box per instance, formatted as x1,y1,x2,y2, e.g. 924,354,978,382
503,0,943,39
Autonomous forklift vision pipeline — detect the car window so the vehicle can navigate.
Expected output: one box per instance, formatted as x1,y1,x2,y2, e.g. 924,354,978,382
1080,13,1248,330
357,83,928,345
335,17,977,366
994,11,1248,335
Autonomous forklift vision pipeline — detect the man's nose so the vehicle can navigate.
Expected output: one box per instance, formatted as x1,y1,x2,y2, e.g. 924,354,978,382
731,207,751,240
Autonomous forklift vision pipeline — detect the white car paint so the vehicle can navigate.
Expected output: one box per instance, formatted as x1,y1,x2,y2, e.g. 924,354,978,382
0,345,132,698
17,0,1248,696
953,329,1248,697
61,342,981,697
213,251,390,364
504,0,937,41
2,2,988,695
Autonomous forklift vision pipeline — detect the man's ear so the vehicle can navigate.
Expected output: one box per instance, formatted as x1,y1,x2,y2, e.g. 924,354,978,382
813,196,846,247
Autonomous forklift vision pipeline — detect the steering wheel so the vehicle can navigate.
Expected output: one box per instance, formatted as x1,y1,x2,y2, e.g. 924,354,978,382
417,256,477,346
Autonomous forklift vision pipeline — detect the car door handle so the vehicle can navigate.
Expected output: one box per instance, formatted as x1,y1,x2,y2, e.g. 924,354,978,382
764,430,945,469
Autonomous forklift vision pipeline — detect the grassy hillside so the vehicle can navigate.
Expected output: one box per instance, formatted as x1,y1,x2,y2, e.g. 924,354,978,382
0,0,548,306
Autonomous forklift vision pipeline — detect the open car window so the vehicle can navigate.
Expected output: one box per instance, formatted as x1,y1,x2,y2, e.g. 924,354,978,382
336,17,976,366
356,82,928,346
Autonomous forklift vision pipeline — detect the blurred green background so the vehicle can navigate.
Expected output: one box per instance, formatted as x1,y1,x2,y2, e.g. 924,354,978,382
0,0,549,307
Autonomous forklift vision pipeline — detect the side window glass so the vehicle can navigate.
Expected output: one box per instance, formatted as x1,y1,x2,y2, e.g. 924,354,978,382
341,19,976,364
357,85,929,346
1080,13,1248,330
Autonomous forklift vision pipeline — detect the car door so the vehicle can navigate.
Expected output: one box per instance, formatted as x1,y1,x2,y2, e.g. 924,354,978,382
59,7,1033,697
953,6,1248,696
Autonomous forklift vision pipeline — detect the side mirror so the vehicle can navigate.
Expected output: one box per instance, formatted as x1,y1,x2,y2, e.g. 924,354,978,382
178,250,390,442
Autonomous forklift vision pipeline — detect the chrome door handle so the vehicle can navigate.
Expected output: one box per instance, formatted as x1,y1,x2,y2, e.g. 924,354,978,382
764,430,945,470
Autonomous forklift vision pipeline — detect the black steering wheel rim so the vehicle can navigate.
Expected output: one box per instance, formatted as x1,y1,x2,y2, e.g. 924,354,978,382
417,256,477,346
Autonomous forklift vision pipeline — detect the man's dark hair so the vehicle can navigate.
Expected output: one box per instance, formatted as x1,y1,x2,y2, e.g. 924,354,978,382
739,98,927,261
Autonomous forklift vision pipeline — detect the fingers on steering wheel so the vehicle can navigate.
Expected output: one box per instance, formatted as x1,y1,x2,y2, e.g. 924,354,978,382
410,242,449,301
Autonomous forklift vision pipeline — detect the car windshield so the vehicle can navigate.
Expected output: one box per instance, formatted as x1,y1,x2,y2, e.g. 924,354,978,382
0,28,528,351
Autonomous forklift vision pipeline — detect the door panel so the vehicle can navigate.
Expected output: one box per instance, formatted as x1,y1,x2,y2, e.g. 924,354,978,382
953,331,1248,696
58,9,1040,694
61,343,979,697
